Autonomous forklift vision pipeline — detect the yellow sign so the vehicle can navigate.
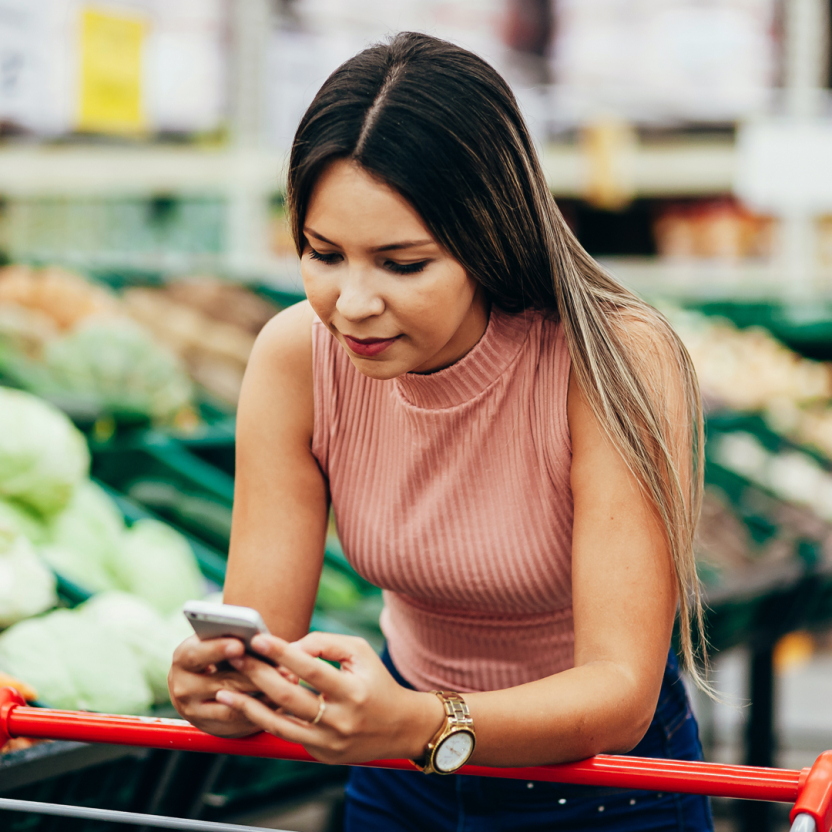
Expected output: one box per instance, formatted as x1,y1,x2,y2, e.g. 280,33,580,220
78,7,147,135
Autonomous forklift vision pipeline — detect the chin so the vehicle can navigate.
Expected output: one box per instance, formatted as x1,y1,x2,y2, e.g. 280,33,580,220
347,355,409,381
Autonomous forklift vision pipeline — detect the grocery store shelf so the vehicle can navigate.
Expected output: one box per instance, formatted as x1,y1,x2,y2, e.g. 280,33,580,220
0,145,287,197
541,137,736,198
0,135,737,201
601,256,832,300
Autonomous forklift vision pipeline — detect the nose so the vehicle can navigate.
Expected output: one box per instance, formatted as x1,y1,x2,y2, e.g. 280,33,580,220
335,268,385,321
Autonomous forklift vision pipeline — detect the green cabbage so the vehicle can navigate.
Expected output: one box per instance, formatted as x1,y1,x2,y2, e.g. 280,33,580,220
0,609,152,713
43,481,124,591
0,530,58,627
110,519,205,615
80,592,182,704
0,498,48,544
0,387,90,517
43,319,193,422
39,543,120,594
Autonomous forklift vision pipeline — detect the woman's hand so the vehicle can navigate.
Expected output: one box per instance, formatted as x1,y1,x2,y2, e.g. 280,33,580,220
168,635,279,738
214,632,444,765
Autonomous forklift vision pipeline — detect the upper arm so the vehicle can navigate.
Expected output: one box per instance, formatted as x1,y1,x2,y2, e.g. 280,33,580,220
568,320,688,732
223,301,329,640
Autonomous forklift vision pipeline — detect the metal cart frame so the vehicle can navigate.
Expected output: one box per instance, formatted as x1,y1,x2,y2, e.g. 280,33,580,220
2,687,831,832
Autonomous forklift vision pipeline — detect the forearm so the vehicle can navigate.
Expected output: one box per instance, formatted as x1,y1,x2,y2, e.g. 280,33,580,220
405,661,656,768
224,469,329,643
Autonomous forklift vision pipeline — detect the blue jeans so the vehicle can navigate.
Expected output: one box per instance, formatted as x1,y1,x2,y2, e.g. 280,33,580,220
344,648,714,831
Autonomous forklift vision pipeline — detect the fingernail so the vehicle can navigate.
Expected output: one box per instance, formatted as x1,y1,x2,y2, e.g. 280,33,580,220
251,635,268,652
228,658,243,670
225,643,241,658
216,691,233,705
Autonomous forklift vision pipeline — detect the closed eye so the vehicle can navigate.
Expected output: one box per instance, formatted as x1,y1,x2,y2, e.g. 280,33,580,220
386,260,429,275
308,247,430,275
307,248,341,265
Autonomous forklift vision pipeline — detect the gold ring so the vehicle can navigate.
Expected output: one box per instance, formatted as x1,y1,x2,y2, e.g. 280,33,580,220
311,693,326,725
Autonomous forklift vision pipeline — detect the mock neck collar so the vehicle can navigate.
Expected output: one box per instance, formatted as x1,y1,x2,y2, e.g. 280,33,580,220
393,307,533,410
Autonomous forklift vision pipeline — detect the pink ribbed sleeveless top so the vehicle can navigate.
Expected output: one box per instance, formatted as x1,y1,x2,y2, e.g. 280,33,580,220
311,307,574,693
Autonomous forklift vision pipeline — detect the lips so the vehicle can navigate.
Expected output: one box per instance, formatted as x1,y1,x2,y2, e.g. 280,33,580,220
342,334,400,357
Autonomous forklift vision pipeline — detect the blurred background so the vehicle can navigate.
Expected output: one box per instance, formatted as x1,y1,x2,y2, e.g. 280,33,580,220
0,2,831,831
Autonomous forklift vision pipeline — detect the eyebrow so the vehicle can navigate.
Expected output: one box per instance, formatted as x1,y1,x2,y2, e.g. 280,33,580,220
304,227,435,253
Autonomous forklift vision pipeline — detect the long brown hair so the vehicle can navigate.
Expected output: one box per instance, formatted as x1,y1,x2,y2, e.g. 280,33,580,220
287,32,709,690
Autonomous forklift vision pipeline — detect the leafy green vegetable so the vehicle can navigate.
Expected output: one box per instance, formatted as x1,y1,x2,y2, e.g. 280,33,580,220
0,530,58,627
0,498,47,544
80,592,182,704
110,519,205,615
42,319,193,422
43,481,124,591
0,609,153,713
39,543,119,593
0,387,89,517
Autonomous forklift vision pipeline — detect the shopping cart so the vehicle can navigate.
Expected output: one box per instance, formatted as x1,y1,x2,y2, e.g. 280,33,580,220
1,686,830,832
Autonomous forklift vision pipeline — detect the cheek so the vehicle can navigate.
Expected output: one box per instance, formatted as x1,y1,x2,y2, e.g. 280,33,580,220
401,268,475,317
411,276,477,331
301,269,336,319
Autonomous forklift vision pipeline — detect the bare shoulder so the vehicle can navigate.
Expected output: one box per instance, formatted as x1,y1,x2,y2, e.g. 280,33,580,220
567,308,690,445
249,299,316,375
238,300,317,440
613,310,685,373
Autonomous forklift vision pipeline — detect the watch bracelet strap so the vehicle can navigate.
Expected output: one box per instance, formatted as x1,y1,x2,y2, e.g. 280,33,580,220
434,690,473,728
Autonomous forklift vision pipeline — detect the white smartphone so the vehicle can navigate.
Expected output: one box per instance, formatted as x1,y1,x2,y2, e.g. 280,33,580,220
183,600,276,666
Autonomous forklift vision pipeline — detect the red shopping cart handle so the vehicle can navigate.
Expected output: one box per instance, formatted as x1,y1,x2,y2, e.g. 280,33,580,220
1,687,830,830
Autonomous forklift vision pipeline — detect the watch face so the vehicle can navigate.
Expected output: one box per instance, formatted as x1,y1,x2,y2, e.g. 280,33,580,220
434,730,474,773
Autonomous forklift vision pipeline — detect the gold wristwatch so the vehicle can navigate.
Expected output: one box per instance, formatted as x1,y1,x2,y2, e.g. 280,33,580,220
412,691,476,775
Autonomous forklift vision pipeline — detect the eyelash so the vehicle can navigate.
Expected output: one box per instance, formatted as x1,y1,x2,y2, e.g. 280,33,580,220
307,248,429,275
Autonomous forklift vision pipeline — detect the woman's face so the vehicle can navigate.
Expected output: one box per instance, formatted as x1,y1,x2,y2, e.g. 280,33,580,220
301,159,488,379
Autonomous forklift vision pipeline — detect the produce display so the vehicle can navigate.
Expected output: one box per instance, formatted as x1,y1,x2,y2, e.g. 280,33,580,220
0,265,118,329
646,305,832,605
710,430,832,525
0,586,212,716
0,266,195,425
0,386,90,516
122,276,282,404
43,480,132,592
0,386,213,718
41,320,193,421
699,446,832,584
666,306,832,460
0,608,155,714
0,530,58,628
0,266,284,419
110,519,205,615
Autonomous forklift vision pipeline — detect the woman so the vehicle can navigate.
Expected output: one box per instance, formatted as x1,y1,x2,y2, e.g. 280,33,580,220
169,32,713,830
